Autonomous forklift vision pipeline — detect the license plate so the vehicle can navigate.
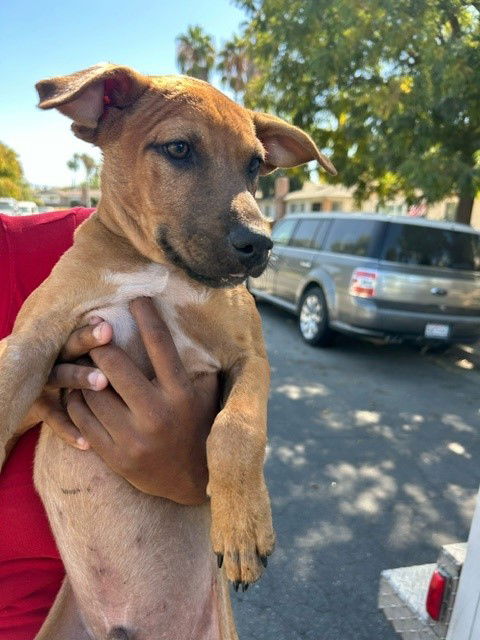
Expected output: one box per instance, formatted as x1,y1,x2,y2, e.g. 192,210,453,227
425,323,450,339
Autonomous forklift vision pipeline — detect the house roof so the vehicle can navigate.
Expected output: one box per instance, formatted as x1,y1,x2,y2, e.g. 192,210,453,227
283,182,355,202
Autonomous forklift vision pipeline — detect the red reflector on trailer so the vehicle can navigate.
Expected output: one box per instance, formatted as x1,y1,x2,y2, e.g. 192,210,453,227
426,569,448,620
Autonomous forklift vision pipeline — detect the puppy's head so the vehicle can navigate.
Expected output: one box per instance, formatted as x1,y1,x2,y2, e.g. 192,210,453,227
37,63,336,287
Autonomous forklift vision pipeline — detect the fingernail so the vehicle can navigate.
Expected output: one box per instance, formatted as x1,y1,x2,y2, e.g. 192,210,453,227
89,315,103,325
87,370,108,389
76,437,90,450
92,322,107,341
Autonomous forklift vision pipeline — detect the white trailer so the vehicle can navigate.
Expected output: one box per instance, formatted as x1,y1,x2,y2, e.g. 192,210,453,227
379,487,480,639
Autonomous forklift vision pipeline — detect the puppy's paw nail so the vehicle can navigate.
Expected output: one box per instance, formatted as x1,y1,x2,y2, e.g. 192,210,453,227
216,553,224,569
260,555,268,568
233,580,240,592
242,582,249,592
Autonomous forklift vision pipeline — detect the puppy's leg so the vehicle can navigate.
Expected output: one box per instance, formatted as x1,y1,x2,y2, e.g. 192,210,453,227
0,316,77,469
0,238,117,469
207,352,274,587
35,578,90,640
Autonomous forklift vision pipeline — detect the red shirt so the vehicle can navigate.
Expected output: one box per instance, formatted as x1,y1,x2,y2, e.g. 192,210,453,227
0,208,94,640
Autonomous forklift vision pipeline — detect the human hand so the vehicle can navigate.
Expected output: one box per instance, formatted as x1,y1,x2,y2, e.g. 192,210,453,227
66,298,219,505
16,318,113,450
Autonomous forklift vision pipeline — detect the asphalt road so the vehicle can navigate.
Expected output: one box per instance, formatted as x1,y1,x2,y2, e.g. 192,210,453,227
232,301,480,640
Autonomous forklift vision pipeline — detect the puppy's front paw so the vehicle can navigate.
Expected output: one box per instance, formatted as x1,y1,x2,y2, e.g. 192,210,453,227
210,481,275,590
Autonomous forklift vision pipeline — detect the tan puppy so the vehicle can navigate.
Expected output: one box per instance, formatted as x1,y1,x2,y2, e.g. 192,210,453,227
0,64,336,640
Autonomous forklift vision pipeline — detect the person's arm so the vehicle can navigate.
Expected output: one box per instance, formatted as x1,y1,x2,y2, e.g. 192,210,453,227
20,298,218,506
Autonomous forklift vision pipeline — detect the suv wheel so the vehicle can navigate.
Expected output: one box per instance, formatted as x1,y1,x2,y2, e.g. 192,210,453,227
298,287,333,346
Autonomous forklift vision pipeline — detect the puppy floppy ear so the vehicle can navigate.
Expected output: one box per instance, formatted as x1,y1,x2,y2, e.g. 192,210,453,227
251,111,337,176
36,63,150,142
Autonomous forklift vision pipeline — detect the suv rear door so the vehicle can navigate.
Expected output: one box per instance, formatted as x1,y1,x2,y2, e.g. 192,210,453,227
319,218,384,322
376,222,480,326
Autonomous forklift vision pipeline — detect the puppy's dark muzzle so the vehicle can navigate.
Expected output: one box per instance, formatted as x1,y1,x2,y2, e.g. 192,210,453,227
229,225,273,272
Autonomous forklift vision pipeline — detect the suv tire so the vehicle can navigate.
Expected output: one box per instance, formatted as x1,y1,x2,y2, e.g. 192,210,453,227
298,287,333,347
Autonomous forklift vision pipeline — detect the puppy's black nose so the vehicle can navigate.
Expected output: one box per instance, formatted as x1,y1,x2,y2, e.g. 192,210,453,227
229,225,273,267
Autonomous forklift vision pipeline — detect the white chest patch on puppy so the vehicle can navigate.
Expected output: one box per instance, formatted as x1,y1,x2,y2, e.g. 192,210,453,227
87,264,219,374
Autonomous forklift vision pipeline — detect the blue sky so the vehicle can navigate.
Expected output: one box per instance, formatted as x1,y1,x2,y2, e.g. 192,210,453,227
1,0,246,187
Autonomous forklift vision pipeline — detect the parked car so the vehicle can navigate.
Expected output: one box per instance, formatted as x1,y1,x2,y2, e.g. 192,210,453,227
16,200,39,215
0,197,18,215
248,213,480,348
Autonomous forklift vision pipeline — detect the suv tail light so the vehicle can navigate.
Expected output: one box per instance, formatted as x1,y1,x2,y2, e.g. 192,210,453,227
349,269,378,298
426,569,449,620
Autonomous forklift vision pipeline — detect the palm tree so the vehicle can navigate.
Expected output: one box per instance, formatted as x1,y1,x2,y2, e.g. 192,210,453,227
217,35,256,101
176,26,216,82
79,154,97,207
67,153,81,187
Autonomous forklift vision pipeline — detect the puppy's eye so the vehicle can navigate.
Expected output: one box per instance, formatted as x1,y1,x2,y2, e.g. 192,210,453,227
165,141,190,160
248,157,262,178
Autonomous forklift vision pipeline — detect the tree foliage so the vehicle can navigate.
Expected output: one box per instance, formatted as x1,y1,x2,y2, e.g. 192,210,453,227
234,0,480,223
67,153,81,186
68,153,100,188
217,34,256,100
176,25,216,81
0,142,32,200
175,24,312,194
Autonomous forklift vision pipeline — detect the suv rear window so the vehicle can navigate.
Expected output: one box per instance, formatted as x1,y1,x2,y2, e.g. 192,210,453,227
323,219,380,257
381,223,480,272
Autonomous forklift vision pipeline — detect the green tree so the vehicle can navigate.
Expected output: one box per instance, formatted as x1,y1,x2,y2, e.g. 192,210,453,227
80,153,96,183
67,153,81,187
0,142,33,200
79,153,98,207
234,0,480,224
217,35,256,100
176,26,216,81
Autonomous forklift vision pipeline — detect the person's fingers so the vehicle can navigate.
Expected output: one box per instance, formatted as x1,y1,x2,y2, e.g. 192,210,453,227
89,344,150,410
81,387,130,437
59,320,113,361
192,371,219,393
130,297,190,390
35,394,89,450
191,372,220,405
66,390,114,452
47,363,108,391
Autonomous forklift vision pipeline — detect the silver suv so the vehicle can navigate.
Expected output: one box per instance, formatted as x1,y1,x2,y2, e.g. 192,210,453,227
248,213,480,347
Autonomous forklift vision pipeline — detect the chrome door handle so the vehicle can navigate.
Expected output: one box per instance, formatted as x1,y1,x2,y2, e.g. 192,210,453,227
431,287,448,296
300,261,312,268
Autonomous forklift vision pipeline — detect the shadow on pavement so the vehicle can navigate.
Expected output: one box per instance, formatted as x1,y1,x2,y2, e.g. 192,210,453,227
233,302,479,640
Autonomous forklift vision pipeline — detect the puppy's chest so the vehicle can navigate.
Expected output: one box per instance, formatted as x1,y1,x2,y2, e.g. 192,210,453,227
87,265,221,376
